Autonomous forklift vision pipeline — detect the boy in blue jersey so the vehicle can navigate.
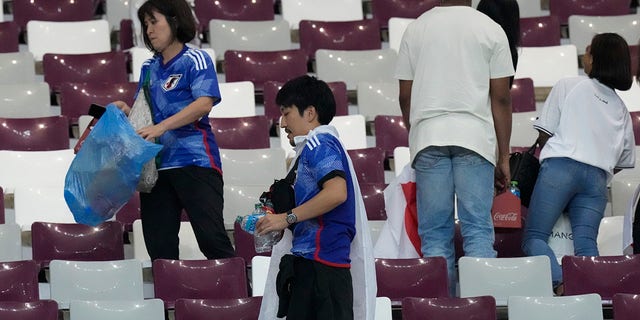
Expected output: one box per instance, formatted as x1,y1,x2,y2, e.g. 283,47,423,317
111,0,234,260
256,76,357,319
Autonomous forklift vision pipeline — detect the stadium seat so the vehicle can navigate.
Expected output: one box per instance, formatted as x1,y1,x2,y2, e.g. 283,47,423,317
374,115,408,160
207,19,291,61
329,114,368,150
568,14,640,55
14,187,75,230
0,52,36,84
43,52,129,93
13,0,96,33
357,82,402,121
458,256,554,306
375,257,449,305
223,49,308,92
370,0,437,29
0,260,40,302
388,17,415,52
549,0,631,25
298,19,381,59
31,221,125,268
597,216,625,256
507,294,604,320
250,256,270,297
0,116,70,151
510,78,536,112
0,300,58,320
114,192,141,233
234,222,270,269
0,223,21,262
27,20,111,61
132,220,206,266
58,81,138,125
515,0,549,18
69,299,165,320
348,147,386,184
194,0,274,35
0,187,4,224
562,255,640,302
49,259,144,309
0,149,75,193
219,148,287,185
519,15,561,47
393,146,410,175
104,0,131,31
360,182,387,221
402,296,497,320
315,49,398,90
153,257,249,309
174,297,262,320
613,293,640,320
515,45,579,87
0,21,20,53
208,81,256,118
209,115,270,149
375,296,393,320
281,0,363,30
0,82,51,118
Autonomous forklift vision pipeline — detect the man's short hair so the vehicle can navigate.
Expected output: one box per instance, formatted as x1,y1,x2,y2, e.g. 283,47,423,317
276,75,336,125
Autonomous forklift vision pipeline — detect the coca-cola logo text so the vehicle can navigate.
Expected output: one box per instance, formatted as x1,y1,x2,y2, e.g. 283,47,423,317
493,211,519,221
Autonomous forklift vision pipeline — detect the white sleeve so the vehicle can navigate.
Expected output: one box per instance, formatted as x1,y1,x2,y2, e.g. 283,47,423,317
533,80,566,135
394,25,415,81
616,112,636,169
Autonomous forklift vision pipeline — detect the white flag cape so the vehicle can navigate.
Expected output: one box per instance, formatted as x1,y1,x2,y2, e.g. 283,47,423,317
373,164,422,258
258,125,377,320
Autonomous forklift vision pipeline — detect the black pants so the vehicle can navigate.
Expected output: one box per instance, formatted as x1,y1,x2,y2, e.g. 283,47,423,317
140,166,235,260
285,257,353,320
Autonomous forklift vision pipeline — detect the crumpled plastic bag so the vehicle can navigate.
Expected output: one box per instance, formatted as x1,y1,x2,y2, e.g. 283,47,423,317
64,105,162,226
128,91,158,192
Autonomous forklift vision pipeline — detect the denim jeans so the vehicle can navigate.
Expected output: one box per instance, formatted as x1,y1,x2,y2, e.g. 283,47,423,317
522,157,607,286
414,146,497,294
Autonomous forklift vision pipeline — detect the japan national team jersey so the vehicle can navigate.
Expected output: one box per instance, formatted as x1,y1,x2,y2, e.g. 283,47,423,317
290,129,356,267
136,46,222,172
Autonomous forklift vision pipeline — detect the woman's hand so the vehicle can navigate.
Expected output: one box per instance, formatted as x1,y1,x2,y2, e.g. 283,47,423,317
109,101,131,116
137,122,168,141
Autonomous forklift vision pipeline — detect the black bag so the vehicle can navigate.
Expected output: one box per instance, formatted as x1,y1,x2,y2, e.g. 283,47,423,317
509,142,540,207
260,158,300,213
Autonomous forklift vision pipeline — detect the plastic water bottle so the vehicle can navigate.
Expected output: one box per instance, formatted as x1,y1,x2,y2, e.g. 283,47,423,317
236,203,265,234
509,181,521,198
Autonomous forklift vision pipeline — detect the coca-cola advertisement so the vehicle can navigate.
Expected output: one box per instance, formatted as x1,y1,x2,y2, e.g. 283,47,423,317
492,192,522,228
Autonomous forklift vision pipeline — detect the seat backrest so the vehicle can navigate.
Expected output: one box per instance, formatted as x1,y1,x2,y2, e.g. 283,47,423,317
281,0,363,30
515,0,549,18
0,223,22,262
597,216,625,256
388,17,415,52
393,146,411,175
13,0,96,31
223,49,308,91
0,116,70,151
209,115,270,149
519,15,561,47
402,296,497,320
14,187,76,230
114,192,140,232
360,182,387,220
129,47,154,82
347,147,386,184
507,294,604,320
315,49,398,90
263,80,349,125
299,19,381,59
375,296,393,320
208,81,256,118
27,20,111,61
374,257,449,305
0,187,4,224
510,78,536,113
613,293,640,320
0,149,75,193
0,82,51,118
195,0,274,33
174,297,262,320
0,52,36,84
0,300,58,320
0,21,20,53
43,52,129,93
549,0,631,25
0,260,40,302
569,14,640,55
374,115,408,159
219,148,287,185
329,114,368,150
250,256,270,297
69,299,165,320
371,0,437,29
153,257,249,309
208,19,291,61
105,0,131,31
59,81,138,124
132,220,206,266
458,256,554,306
31,221,125,267
233,222,270,269
515,45,579,87
510,111,538,147
562,254,640,301
357,82,402,121
49,259,144,309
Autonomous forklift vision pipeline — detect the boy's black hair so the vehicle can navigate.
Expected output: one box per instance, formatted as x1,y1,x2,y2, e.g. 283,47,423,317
276,75,336,125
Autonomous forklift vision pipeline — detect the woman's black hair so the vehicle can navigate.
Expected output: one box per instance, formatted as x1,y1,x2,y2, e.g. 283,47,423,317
137,0,196,53
589,33,632,91
477,0,520,86
276,75,336,125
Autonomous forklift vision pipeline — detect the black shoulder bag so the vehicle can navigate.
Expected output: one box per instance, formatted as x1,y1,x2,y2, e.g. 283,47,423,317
260,157,300,214
509,142,540,207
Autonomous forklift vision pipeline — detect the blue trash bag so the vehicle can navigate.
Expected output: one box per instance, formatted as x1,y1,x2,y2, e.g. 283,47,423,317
64,105,162,226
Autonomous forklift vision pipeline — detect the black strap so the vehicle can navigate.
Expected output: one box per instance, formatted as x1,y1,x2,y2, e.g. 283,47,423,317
142,69,155,124
283,157,301,184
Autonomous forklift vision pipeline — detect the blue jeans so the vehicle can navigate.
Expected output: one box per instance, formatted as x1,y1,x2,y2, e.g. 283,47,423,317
522,157,607,286
414,146,497,294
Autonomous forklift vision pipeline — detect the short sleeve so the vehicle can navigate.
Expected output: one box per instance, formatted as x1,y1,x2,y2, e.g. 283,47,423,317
488,28,515,79
534,79,566,136
186,49,221,105
617,112,636,169
394,24,415,81
307,136,348,187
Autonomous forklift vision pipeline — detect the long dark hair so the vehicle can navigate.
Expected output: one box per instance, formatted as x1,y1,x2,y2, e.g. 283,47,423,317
589,33,632,91
477,0,520,85
137,0,196,53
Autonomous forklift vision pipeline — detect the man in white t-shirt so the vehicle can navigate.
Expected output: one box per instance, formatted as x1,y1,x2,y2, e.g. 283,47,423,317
394,0,514,292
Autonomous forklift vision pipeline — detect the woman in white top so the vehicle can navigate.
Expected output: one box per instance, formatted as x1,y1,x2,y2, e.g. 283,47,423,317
522,33,636,292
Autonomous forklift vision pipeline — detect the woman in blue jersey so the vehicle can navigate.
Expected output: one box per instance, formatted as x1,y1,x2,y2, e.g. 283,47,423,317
112,0,234,260
522,33,635,292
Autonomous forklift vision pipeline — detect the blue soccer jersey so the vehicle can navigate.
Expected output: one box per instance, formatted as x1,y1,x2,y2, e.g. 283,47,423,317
136,46,222,172
290,131,356,267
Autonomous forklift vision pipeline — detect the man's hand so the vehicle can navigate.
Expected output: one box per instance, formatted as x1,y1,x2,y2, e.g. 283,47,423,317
495,155,510,193
255,213,289,235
